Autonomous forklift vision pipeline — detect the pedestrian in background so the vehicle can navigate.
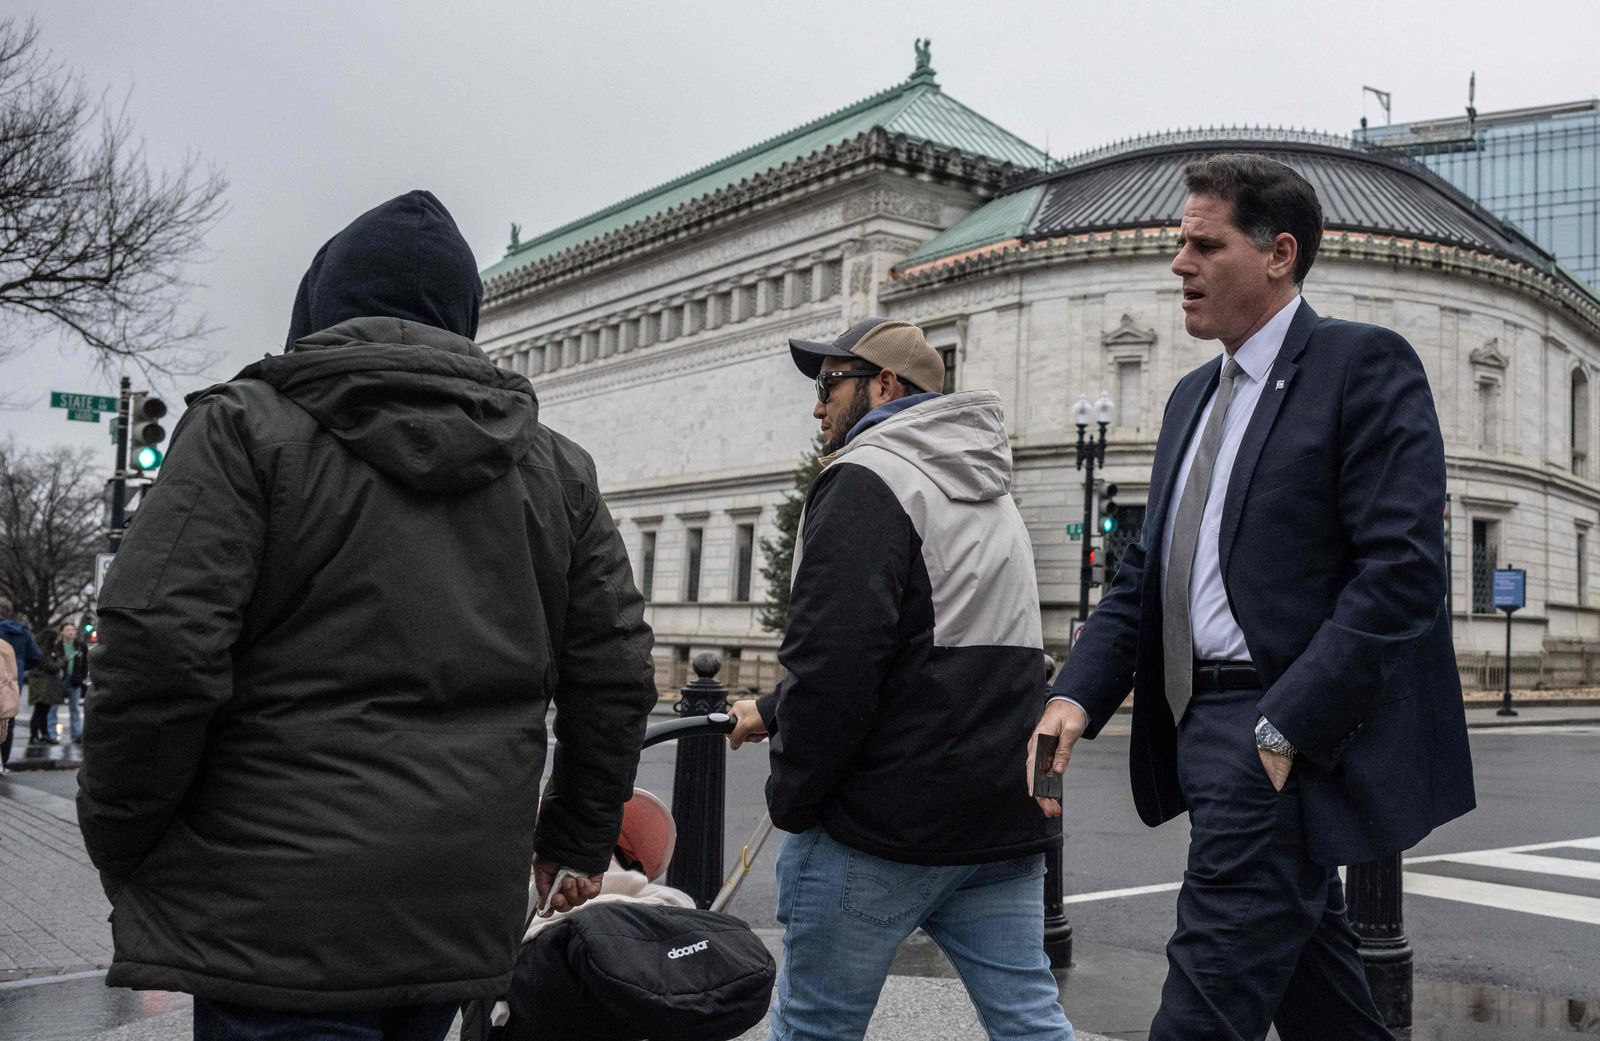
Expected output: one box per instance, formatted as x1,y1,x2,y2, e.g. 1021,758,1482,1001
727,318,1074,1041
0,640,17,774
58,621,88,743
0,597,42,768
27,629,64,745
79,190,657,1041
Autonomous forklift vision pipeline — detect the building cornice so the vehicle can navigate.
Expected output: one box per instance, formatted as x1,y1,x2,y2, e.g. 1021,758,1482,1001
882,226,1600,342
483,128,1032,312
605,460,800,503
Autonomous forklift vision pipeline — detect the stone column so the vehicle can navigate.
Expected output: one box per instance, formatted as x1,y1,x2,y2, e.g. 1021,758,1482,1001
781,265,800,312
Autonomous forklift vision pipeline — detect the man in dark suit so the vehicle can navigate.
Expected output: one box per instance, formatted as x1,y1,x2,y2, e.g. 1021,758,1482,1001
1035,154,1474,1041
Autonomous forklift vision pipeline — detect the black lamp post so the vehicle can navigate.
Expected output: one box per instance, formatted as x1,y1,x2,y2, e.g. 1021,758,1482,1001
1073,391,1118,623
1042,391,1115,972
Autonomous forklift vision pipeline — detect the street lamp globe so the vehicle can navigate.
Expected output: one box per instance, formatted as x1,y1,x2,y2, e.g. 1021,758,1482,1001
1094,391,1117,427
1072,395,1092,427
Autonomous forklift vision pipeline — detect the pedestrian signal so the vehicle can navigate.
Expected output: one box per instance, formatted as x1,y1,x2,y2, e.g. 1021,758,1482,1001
128,393,168,471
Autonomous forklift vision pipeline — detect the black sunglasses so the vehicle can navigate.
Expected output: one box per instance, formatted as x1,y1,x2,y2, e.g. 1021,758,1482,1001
815,368,879,404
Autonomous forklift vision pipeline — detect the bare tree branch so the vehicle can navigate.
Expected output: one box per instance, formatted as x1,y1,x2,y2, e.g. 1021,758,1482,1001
0,439,103,630
0,16,227,375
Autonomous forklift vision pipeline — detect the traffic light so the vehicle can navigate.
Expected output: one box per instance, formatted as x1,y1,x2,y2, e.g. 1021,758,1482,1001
1089,547,1106,587
128,392,168,471
82,619,97,645
1099,482,1119,534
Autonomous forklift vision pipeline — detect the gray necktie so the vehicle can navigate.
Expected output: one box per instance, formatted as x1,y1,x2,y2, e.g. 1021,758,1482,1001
1163,358,1244,722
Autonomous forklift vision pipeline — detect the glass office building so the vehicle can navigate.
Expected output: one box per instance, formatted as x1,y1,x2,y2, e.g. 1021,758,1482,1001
1358,99,1600,290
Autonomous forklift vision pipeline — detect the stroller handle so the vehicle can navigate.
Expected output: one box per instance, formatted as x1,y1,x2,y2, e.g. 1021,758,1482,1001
642,712,735,749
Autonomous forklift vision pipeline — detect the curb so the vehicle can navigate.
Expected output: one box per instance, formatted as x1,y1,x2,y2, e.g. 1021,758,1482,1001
1465,716,1599,729
3,754,83,772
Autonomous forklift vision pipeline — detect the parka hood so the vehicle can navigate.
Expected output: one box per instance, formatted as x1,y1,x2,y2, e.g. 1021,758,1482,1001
211,317,539,493
831,390,1013,502
285,190,482,347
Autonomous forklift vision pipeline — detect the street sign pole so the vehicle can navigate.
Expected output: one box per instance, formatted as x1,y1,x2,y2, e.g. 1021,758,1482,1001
1492,567,1526,716
110,377,130,552
1501,609,1516,715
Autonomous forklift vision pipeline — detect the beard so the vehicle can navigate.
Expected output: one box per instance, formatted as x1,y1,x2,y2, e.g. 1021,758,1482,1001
822,381,875,455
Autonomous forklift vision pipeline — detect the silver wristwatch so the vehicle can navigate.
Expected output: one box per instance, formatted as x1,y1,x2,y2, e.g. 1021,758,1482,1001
1254,716,1296,759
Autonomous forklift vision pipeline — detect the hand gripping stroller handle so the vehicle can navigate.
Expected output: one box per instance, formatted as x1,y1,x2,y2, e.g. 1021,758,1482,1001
642,712,735,749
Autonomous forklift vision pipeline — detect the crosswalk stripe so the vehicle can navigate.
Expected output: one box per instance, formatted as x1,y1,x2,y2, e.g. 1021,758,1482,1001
1063,881,1183,904
1434,850,1600,881
1061,837,1600,911
1404,834,1600,864
1401,872,1600,925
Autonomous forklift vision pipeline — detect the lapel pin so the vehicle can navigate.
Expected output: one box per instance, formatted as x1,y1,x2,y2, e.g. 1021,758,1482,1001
1275,379,1285,390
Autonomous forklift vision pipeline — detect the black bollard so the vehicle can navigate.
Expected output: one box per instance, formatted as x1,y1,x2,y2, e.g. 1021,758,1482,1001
1042,819,1073,968
1040,656,1073,968
1346,854,1412,1029
666,652,730,909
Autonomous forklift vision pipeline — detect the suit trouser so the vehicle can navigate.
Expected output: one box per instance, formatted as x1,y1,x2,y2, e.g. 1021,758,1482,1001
1149,685,1391,1041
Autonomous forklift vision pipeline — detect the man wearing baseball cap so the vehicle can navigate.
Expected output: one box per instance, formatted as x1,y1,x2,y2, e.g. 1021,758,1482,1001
729,318,1073,1040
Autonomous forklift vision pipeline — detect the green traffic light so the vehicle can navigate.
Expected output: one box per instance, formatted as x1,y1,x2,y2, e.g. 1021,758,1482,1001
135,445,163,469
1101,515,1118,534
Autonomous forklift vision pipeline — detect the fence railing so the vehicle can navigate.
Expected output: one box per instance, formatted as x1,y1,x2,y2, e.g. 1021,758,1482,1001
1457,647,1600,691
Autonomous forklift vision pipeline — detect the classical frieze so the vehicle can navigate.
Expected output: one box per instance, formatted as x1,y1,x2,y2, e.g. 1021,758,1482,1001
841,188,944,225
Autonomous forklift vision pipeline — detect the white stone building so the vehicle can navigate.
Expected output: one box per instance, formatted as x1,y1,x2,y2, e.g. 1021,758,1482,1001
478,56,1600,690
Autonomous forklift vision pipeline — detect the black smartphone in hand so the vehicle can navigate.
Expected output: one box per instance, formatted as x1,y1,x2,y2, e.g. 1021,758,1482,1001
1032,733,1063,800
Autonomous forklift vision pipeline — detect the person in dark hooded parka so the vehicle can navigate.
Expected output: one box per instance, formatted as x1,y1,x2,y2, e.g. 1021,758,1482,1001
78,191,657,1039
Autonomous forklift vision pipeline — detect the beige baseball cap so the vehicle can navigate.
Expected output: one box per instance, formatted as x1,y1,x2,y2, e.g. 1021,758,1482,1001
789,317,944,395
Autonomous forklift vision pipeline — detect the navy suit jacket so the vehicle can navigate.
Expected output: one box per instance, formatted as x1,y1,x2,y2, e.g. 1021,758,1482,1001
1053,300,1475,867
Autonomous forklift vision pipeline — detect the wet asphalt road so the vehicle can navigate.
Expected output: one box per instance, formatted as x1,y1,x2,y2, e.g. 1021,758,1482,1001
5,717,1598,1038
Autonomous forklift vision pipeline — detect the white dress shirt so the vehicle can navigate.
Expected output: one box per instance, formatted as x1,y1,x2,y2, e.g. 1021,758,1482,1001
1049,296,1303,713
1161,295,1302,662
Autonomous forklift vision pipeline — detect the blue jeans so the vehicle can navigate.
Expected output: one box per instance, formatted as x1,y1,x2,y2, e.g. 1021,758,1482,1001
771,827,1073,1041
48,685,83,741
192,998,457,1041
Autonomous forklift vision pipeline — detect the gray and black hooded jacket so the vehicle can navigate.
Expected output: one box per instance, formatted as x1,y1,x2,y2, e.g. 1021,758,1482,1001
79,192,656,1012
758,391,1053,864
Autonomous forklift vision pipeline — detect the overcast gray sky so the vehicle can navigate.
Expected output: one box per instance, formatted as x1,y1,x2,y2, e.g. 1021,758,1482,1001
6,0,1598,456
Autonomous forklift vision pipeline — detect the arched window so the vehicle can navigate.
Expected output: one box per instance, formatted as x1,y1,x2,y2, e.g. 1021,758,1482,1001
1572,368,1590,477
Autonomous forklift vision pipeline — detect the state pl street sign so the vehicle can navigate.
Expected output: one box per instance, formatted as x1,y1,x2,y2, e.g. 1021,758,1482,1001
51,391,118,413
1065,523,1085,539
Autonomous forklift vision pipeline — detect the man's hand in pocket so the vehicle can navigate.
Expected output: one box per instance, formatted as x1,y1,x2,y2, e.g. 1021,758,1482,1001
1258,748,1292,792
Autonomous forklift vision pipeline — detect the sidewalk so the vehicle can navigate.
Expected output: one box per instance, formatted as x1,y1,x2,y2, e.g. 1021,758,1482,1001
0,784,112,982
3,776,1593,1039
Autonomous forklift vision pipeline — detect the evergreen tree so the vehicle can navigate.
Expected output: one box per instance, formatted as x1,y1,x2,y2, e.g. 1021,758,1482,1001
758,434,826,634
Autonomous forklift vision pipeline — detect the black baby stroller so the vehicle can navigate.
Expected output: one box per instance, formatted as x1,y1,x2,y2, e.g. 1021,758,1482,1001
461,712,777,1041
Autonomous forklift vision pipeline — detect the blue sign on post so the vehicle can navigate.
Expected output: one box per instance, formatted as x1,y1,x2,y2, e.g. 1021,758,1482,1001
1492,568,1526,612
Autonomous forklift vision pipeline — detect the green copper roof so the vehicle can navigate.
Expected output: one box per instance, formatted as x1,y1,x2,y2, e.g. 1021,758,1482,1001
896,185,1044,269
483,63,1047,283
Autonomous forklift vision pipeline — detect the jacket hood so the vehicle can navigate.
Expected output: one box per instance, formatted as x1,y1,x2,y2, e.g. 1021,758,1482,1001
0,619,28,635
213,317,539,493
285,190,482,347
831,390,1013,502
